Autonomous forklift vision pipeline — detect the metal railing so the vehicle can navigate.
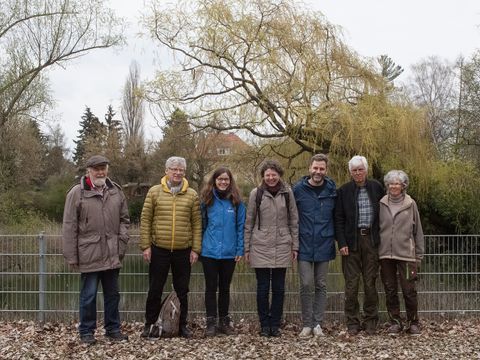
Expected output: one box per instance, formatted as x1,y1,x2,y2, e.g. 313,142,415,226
0,234,479,322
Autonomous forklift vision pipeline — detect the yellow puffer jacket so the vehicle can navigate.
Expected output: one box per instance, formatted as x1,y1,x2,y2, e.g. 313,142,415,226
139,176,202,253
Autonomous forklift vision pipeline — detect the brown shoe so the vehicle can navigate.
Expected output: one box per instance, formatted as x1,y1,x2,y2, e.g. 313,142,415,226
407,323,421,335
387,323,403,334
347,326,360,336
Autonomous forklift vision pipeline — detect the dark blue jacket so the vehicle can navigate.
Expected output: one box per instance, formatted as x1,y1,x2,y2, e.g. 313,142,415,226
293,176,337,262
200,190,246,259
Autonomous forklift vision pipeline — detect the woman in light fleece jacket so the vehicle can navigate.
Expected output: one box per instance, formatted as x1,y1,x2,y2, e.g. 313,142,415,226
379,170,424,336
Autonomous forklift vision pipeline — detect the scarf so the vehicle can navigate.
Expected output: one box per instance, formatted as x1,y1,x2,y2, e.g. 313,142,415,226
262,180,283,197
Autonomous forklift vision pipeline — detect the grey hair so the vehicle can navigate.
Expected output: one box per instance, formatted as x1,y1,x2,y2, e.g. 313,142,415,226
165,156,187,170
384,170,409,190
348,155,368,172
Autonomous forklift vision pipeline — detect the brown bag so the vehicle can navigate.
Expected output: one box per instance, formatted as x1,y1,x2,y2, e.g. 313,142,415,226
155,290,181,337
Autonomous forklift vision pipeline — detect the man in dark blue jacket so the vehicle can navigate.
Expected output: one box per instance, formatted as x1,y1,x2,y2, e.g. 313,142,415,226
293,154,336,338
334,155,384,336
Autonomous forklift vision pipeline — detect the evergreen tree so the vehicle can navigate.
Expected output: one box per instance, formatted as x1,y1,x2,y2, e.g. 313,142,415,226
73,107,105,167
104,105,125,182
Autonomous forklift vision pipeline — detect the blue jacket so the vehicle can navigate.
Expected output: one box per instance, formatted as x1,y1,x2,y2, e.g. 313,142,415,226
200,191,246,259
293,176,337,262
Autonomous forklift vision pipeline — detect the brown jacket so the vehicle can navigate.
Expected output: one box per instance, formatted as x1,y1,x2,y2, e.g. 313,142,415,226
379,194,424,262
62,177,130,273
139,177,202,253
244,185,299,268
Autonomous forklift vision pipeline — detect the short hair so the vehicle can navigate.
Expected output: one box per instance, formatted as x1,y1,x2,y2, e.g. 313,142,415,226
348,155,368,172
384,170,409,190
259,159,284,177
165,156,187,170
310,153,328,166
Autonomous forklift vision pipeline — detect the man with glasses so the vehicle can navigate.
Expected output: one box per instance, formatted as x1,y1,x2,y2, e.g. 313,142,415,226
139,156,202,339
335,155,384,336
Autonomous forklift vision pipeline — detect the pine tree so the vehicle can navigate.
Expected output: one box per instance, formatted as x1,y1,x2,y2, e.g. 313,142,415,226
73,107,105,167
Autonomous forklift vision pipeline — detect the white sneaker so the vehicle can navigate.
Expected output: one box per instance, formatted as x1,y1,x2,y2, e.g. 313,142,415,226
299,327,312,338
313,324,324,337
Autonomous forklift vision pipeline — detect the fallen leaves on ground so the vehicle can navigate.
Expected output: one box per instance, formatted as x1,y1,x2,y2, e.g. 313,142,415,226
1,319,479,359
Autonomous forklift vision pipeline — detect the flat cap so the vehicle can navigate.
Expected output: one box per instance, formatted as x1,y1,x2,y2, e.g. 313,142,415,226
85,155,110,168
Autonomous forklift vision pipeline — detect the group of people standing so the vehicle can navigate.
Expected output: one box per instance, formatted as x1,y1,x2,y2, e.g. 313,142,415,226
62,153,424,344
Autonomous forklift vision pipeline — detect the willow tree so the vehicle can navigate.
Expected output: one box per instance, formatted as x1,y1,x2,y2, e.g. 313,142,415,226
143,0,431,174
0,0,125,128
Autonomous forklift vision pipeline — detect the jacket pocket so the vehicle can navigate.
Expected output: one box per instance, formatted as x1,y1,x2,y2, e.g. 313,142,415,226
78,235,102,265
409,238,416,257
118,234,129,260
278,228,292,245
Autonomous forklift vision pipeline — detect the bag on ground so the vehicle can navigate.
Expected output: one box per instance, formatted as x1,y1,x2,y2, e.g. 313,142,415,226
155,290,181,337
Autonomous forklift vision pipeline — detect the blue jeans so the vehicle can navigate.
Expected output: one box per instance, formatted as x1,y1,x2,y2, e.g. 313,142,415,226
79,268,121,336
255,268,286,329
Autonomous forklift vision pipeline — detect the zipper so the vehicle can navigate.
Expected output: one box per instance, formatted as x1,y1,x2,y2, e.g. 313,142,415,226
171,195,176,252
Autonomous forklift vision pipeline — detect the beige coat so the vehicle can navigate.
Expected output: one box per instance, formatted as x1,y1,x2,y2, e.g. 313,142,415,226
139,176,202,254
62,177,130,273
244,185,299,268
379,194,424,262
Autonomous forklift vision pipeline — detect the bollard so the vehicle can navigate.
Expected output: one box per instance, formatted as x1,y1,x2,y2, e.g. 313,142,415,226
38,231,46,325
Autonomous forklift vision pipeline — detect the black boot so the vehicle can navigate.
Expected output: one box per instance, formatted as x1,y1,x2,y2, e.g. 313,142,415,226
218,316,235,335
205,317,217,337
179,324,193,339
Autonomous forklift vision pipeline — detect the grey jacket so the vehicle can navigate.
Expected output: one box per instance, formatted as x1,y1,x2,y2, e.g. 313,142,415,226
62,176,130,273
378,194,424,262
244,185,299,268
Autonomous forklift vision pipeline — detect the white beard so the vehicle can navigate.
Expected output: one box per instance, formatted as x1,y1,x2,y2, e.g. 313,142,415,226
92,177,106,187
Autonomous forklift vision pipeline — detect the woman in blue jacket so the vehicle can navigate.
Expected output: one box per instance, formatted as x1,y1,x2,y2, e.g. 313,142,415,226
200,167,246,336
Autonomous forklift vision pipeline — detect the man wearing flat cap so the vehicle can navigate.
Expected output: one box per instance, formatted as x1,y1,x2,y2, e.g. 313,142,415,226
63,155,130,344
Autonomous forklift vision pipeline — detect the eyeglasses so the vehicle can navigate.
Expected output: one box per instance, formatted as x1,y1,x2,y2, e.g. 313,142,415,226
168,168,185,173
216,177,230,183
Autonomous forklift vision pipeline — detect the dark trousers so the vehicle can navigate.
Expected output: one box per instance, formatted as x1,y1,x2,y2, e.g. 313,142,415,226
144,246,191,327
79,268,120,336
201,256,236,318
342,233,379,329
380,259,419,324
254,268,287,329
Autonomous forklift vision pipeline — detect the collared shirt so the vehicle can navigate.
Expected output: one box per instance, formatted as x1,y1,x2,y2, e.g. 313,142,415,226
357,186,373,228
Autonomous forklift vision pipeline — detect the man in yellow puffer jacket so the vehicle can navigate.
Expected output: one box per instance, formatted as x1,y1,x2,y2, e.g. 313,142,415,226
139,156,202,339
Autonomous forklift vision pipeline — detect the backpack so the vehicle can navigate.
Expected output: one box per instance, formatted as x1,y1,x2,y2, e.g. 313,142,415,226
155,290,181,337
254,187,290,230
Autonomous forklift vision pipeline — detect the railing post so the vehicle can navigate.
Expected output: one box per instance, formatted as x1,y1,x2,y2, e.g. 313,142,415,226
38,231,46,325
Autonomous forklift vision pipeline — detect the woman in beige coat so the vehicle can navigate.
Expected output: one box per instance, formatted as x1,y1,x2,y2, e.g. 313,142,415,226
244,160,299,337
379,170,424,335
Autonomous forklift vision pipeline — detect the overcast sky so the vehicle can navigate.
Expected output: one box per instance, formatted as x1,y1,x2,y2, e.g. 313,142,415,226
47,0,480,153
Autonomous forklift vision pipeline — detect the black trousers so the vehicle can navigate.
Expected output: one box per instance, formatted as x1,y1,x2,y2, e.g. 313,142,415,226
255,268,287,329
144,245,191,327
201,256,236,318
